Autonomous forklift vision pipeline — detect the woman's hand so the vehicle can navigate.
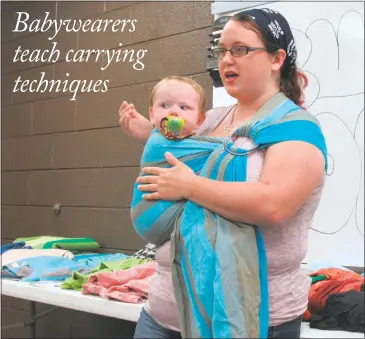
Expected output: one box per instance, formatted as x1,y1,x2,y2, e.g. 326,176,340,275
118,101,153,142
137,152,197,201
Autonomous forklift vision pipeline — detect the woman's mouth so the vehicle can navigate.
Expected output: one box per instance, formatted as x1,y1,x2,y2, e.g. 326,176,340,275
224,72,239,82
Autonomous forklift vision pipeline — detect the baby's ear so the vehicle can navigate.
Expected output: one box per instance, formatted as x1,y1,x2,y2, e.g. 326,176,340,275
148,107,153,121
196,115,205,126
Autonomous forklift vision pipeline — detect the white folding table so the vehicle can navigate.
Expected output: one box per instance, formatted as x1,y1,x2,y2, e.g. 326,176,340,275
1,279,143,338
2,279,363,339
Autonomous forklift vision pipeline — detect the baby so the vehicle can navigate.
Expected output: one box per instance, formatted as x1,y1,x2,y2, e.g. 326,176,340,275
129,76,208,245
121,76,207,140
148,76,207,139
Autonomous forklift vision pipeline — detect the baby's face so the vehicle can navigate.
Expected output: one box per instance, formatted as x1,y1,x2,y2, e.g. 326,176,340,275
149,80,201,130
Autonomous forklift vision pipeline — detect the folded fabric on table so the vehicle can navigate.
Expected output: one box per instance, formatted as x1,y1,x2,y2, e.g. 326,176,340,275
303,267,364,321
1,248,74,266
132,243,156,260
1,252,131,282
14,236,100,252
82,261,156,303
61,257,149,291
1,256,85,281
1,241,32,254
310,289,364,332
73,252,128,267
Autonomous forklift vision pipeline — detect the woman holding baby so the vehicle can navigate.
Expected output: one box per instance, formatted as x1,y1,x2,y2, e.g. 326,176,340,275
119,8,327,339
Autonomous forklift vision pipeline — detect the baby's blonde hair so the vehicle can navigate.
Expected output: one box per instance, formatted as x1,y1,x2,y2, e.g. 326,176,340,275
149,76,207,117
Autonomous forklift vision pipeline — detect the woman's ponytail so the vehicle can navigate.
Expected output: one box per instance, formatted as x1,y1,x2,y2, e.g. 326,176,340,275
280,65,308,108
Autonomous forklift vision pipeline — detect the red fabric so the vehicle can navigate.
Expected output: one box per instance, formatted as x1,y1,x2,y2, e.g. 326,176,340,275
303,268,364,321
82,261,156,303
308,278,362,313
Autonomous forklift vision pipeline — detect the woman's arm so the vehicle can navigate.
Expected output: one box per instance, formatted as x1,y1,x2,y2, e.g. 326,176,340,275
139,140,325,228
186,141,325,227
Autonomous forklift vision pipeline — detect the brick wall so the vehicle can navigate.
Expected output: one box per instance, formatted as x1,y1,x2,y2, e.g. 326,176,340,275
1,1,213,337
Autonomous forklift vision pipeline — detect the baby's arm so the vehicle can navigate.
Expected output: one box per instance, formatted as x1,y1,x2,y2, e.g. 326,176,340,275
118,101,153,142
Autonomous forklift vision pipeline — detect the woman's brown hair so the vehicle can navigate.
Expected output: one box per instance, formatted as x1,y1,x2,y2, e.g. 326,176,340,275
231,14,308,108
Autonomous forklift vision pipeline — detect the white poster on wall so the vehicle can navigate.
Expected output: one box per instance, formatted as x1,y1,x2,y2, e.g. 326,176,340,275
212,2,364,267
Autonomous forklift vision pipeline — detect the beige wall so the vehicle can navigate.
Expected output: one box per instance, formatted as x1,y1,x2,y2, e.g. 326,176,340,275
1,1,213,337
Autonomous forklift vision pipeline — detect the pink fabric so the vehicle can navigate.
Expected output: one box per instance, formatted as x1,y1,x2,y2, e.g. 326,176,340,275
82,261,156,303
146,106,325,329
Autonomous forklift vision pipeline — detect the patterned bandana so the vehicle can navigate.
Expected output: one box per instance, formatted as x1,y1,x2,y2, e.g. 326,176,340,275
234,8,297,68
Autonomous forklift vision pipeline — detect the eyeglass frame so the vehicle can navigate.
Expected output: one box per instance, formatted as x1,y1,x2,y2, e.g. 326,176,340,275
212,45,267,59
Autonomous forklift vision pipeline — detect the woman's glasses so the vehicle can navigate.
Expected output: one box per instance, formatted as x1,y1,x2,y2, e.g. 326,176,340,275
212,46,266,59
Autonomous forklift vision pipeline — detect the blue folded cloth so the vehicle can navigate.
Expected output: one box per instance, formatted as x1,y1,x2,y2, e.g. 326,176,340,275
1,241,32,254
2,256,86,282
1,252,129,282
73,252,128,267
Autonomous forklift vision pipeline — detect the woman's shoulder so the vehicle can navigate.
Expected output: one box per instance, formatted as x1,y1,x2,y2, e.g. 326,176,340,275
281,107,321,126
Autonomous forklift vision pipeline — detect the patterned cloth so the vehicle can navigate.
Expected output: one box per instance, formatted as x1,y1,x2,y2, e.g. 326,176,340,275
133,243,156,261
234,8,297,68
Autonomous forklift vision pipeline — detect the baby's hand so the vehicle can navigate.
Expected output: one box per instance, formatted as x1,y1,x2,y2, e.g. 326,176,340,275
118,101,153,142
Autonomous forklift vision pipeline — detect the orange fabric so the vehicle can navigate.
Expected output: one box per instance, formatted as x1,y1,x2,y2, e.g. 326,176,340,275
303,309,311,321
303,268,364,321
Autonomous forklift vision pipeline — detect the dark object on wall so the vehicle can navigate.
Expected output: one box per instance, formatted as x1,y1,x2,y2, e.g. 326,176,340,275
213,15,231,31
206,16,231,88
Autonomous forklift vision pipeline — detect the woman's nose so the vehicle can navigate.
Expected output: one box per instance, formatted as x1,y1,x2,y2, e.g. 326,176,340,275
220,51,235,64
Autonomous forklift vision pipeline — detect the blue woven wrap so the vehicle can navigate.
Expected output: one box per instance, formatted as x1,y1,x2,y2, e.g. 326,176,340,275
131,94,327,338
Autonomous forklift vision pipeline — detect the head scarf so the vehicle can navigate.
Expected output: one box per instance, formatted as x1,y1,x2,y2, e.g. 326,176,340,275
234,8,297,68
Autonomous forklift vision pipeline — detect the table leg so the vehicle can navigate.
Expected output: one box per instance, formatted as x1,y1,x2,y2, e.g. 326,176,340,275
29,301,36,338
3,301,58,338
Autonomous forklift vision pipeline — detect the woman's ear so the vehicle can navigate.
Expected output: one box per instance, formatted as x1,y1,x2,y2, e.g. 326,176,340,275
272,49,287,72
